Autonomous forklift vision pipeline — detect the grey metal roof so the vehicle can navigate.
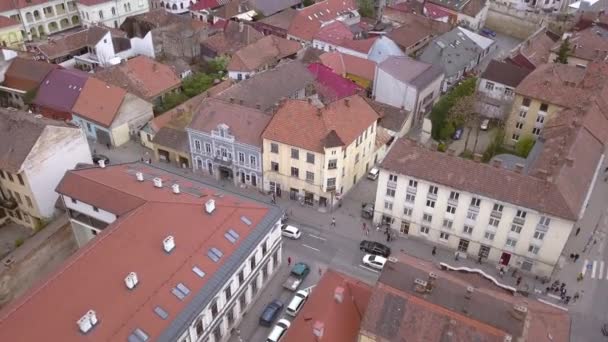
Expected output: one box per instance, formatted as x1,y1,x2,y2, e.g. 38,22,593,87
419,28,482,78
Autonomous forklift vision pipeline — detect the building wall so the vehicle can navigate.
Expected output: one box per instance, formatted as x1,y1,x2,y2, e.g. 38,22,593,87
189,128,264,190
262,119,377,206
0,170,39,228
130,31,155,58
0,0,81,41
0,25,25,50
155,144,191,168
250,22,287,38
228,70,255,80
311,39,369,60
504,94,564,146
93,31,116,64
372,168,573,276
457,3,489,31
72,114,124,146
77,0,149,29
477,78,515,101
24,126,92,218
113,93,154,136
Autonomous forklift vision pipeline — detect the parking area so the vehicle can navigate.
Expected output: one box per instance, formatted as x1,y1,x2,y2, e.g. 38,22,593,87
449,126,496,156
0,222,32,260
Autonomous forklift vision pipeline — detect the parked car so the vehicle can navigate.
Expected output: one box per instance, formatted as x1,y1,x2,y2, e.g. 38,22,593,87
367,167,379,180
286,290,309,317
266,319,291,342
361,203,374,219
92,154,110,165
480,119,490,131
283,262,310,291
281,224,301,239
359,240,391,257
480,28,496,37
452,127,463,140
259,300,284,327
362,254,387,270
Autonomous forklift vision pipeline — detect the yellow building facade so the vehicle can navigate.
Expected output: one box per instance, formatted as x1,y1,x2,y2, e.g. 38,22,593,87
504,94,564,146
0,18,25,50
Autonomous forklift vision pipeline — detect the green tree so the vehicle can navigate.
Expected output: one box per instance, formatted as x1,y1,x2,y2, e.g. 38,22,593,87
430,78,477,140
156,92,188,113
553,37,570,64
182,73,214,97
447,94,476,149
23,87,38,105
207,57,228,75
303,0,314,6
438,121,455,141
515,135,535,158
357,0,375,18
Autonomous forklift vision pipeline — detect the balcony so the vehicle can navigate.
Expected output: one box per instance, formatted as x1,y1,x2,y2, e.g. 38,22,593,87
536,223,549,233
490,210,502,219
513,217,525,225
326,185,336,192
0,198,17,210
214,156,233,166
387,180,397,189
447,198,458,206
406,186,417,194
69,210,109,230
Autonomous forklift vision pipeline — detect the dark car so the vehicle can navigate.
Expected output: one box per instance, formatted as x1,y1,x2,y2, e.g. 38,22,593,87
359,240,391,257
259,300,284,327
92,154,110,165
480,28,496,37
452,127,463,140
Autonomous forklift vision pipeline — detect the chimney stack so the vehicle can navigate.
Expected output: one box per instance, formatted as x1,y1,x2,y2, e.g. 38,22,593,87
205,199,216,214
313,321,324,339
239,99,244,105
98,159,106,168
511,304,528,321
172,183,180,194
307,97,312,104
514,163,524,173
163,235,175,253
135,172,144,181
153,177,163,188
426,272,438,293
464,286,474,300
124,272,139,289
491,159,502,168
256,104,261,110
334,286,345,303
77,310,98,334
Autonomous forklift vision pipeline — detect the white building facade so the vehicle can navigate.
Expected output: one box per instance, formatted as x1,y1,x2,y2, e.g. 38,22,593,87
0,0,81,40
373,168,574,277
77,0,150,29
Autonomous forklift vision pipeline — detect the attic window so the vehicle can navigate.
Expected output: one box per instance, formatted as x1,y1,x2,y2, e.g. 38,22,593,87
192,266,206,278
208,248,223,262
225,229,240,244
154,306,169,320
128,328,149,342
171,283,191,300
240,216,252,226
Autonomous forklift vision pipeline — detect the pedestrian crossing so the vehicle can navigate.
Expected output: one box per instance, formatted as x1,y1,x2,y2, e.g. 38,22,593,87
582,259,608,279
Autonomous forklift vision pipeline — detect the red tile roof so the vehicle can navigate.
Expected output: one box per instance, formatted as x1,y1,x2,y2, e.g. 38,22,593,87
551,27,608,62
424,2,452,19
381,138,576,220
319,51,375,81
515,63,589,108
227,35,301,72
287,0,357,41
2,57,59,92
314,20,353,45
0,163,278,341
308,63,364,101
0,16,19,29
190,0,220,10
72,77,127,127
94,56,181,101
262,94,378,153
386,13,451,50
283,269,372,342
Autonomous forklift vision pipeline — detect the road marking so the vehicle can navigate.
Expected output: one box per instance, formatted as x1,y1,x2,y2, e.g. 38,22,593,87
600,261,605,280
582,259,589,276
302,244,320,252
592,260,598,279
308,234,326,241
359,264,379,273
547,293,562,300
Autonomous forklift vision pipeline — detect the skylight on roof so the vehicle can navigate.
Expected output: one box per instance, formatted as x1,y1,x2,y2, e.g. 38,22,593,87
208,247,223,262
154,306,169,320
128,328,149,342
171,283,190,300
192,266,206,278
241,216,252,226
224,229,240,244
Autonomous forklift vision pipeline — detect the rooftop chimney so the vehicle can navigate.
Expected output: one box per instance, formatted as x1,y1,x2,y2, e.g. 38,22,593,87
205,199,216,214
307,97,312,104
334,286,345,303
135,172,144,182
426,272,438,293
313,321,324,338
172,184,180,194
125,272,139,289
511,304,528,321
163,235,175,253
414,278,428,293
491,159,502,168
98,159,106,168
153,177,163,188
514,163,524,174
77,310,98,334
465,286,474,299
239,99,244,105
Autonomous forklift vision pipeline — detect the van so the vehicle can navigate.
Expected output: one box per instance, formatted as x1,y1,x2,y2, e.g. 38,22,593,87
367,167,379,180
286,290,309,317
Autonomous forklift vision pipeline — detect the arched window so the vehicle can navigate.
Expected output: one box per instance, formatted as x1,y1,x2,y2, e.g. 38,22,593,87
180,2,184,9
172,3,177,9
111,7,116,15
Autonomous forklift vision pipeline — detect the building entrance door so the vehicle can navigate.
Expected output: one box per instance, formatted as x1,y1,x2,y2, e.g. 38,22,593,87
500,252,511,266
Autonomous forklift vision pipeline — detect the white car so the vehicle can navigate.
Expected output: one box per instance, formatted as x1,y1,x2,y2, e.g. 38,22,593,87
266,319,291,342
480,119,489,131
286,290,309,317
281,224,301,239
362,254,387,270
367,167,379,180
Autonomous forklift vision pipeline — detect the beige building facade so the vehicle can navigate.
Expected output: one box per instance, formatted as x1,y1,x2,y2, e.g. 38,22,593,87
505,95,564,145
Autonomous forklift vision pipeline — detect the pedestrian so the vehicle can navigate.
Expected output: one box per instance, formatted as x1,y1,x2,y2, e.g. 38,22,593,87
148,158,152,164
574,254,580,262
386,235,390,242
573,291,580,302
287,256,292,266
331,217,336,227
478,256,482,264
516,276,522,286
318,267,323,276
106,143,110,149
140,157,144,162
365,227,369,236
570,253,575,260
432,246,437,256
376,225,380,232
454,252,460,261
499,268,505,278
575,227,581,236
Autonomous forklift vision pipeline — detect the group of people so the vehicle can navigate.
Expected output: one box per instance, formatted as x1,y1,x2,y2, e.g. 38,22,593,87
547,280,579,304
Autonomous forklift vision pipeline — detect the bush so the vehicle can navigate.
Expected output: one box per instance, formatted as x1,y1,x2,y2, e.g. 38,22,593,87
460,150,474,159
14,238,24,248
437,142,447,152
515,135,535,158
182,73,214,98
156,92,189,113
430,78,477,140
438,121,455,141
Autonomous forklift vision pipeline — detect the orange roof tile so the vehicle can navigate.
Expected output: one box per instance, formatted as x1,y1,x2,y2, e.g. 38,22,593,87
319,51,376,81
72,77,127,127
287,0,357,41
227,35,301,72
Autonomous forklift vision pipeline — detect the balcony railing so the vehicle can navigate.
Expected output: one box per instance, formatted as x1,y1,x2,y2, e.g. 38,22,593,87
69,210,109,230
326,185,336,191
490,210,502,219
513,217,525,225
406,186,417,194
0,198,17,210
214,156,233,166
387,180,397,189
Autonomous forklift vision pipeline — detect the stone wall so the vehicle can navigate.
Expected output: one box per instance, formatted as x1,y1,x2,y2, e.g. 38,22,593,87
485,2,574,39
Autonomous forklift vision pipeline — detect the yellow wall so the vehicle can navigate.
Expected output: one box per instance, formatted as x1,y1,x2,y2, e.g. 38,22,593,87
154,144,191,168
0,170,41,228
346,73,372,89
262,121,377,206
0,25,25,50
110,122,131,147
504,94,564,146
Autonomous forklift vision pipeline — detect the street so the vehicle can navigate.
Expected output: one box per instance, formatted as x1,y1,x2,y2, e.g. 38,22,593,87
92,139,608,342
